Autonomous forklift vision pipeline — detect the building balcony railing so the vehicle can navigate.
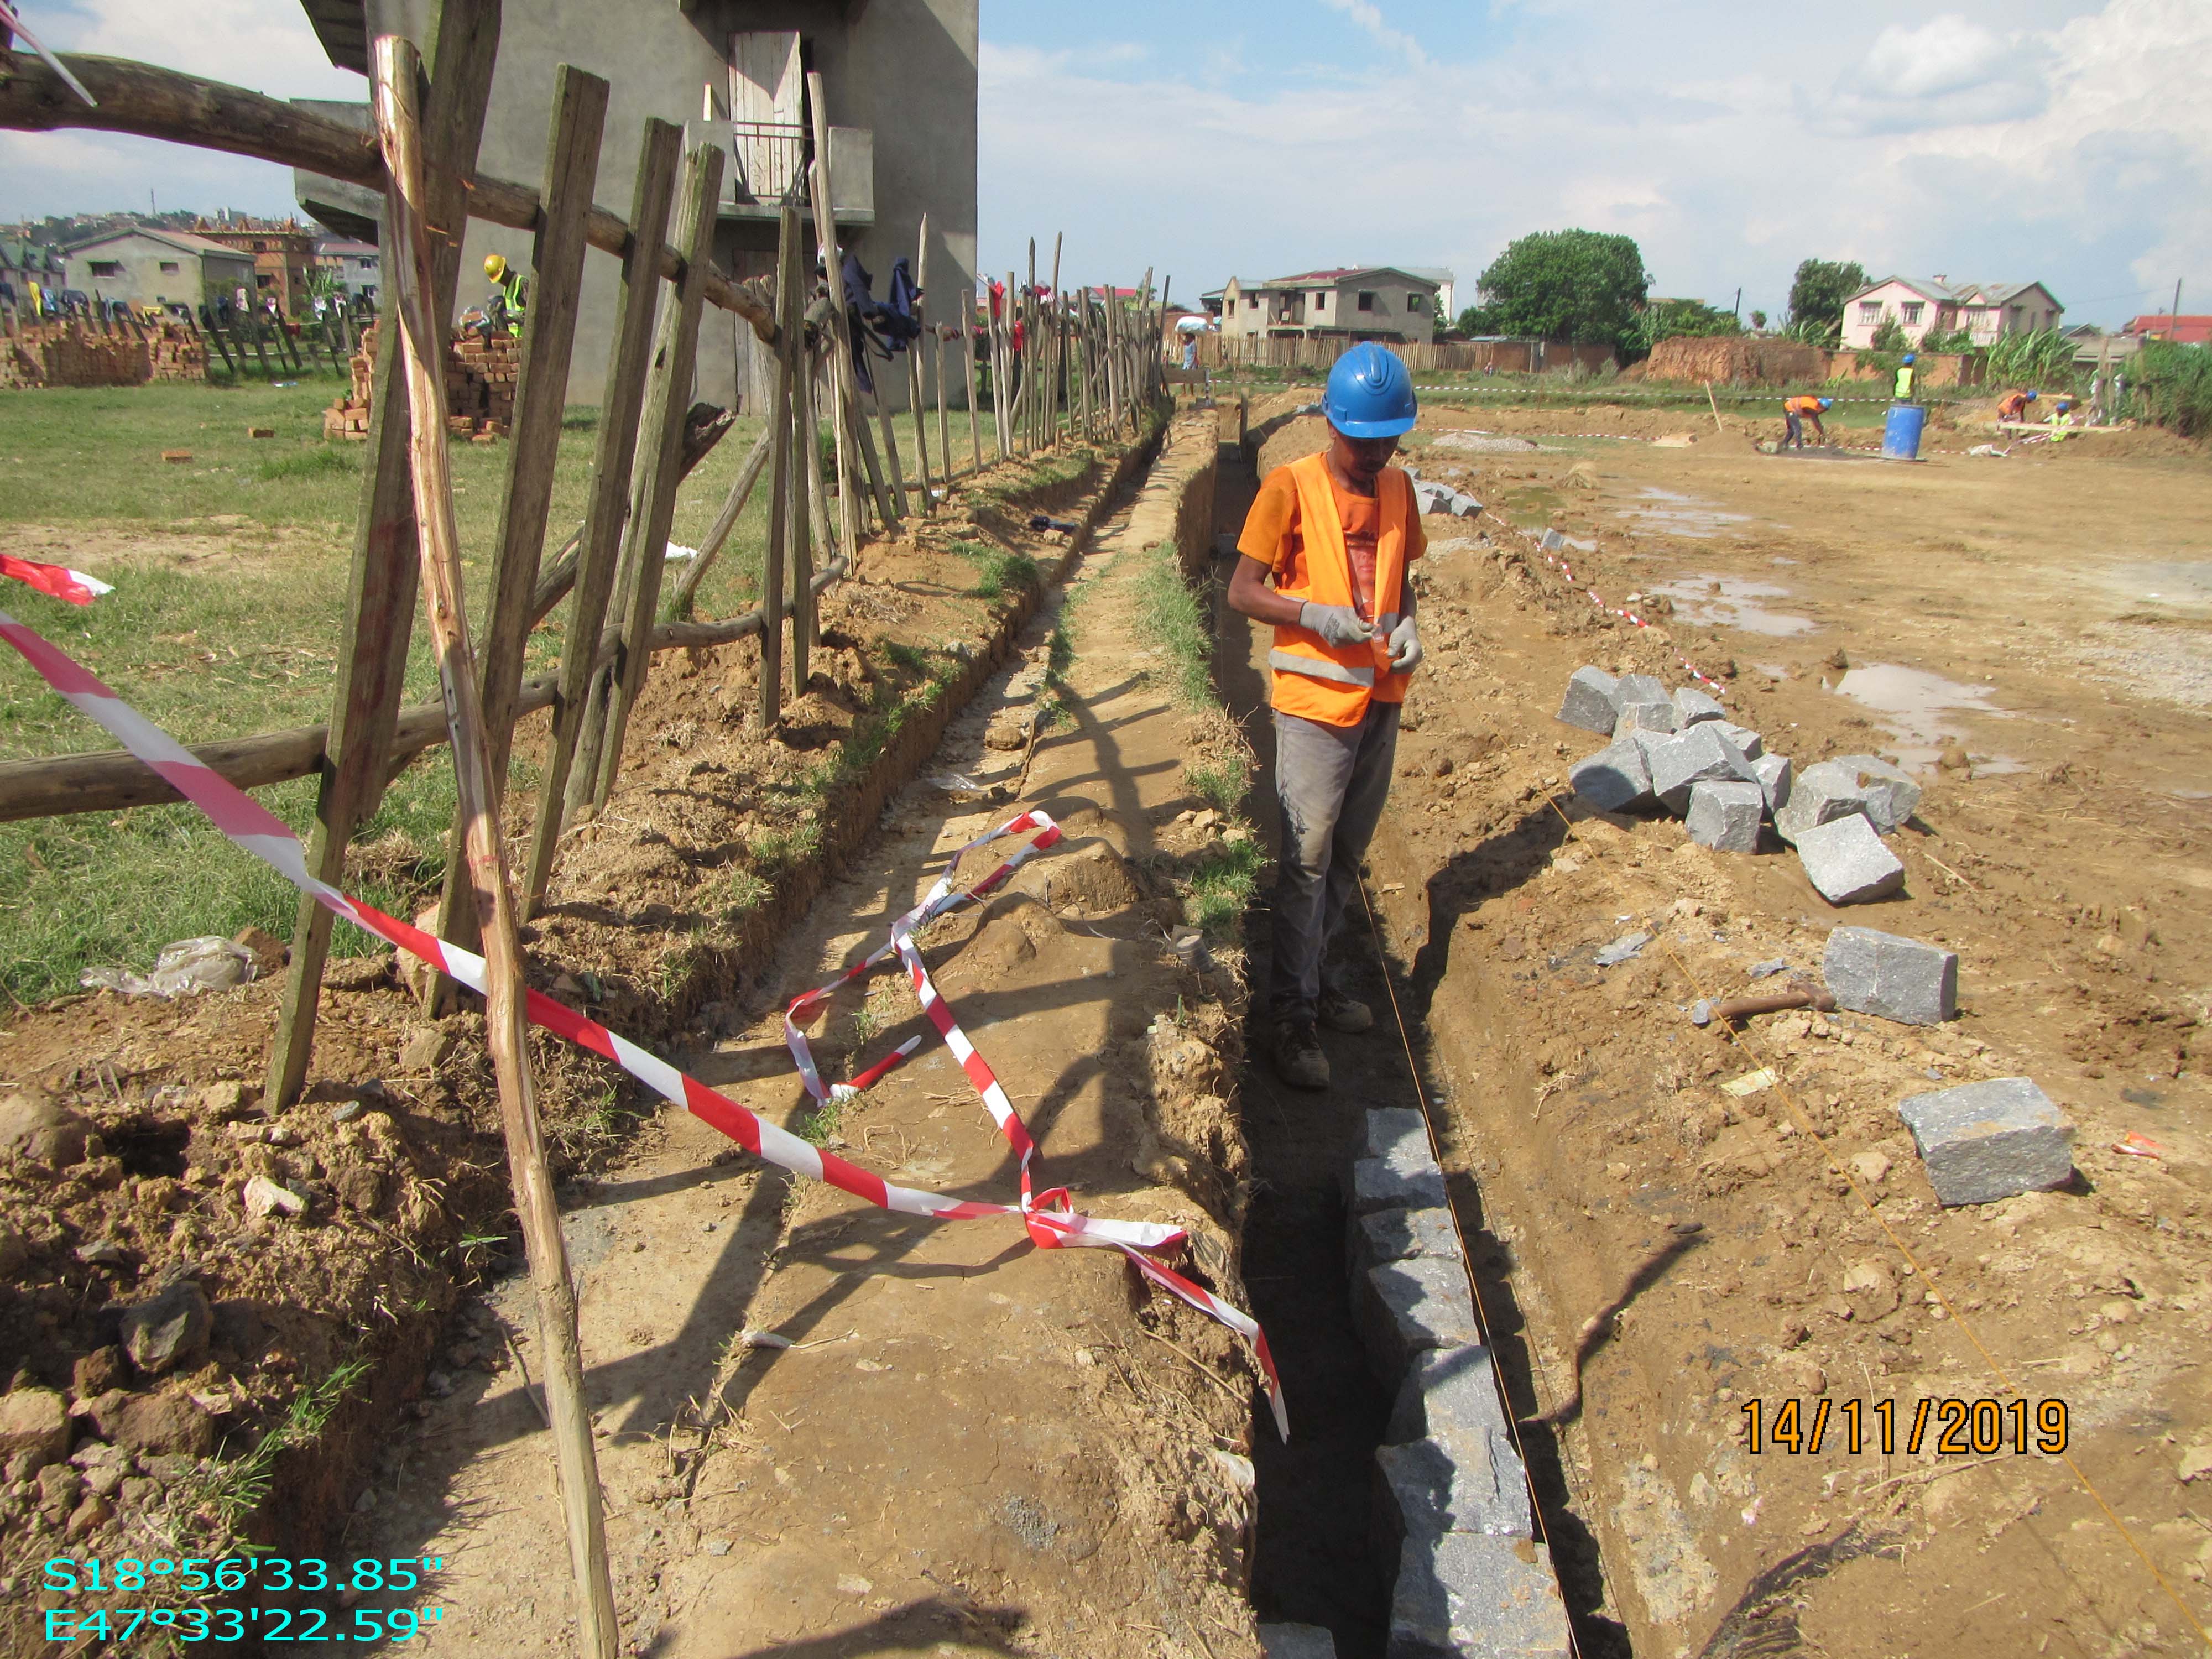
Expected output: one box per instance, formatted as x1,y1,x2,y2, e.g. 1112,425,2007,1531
684,120,874,228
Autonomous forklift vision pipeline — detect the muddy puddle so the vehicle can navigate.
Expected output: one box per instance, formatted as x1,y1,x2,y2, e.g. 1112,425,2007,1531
1614,486,1752,539
1829,661,2025,771
1653,574,1815,636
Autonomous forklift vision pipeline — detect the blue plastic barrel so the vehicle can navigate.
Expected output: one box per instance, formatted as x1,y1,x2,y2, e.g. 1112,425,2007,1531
1882,403,1927,461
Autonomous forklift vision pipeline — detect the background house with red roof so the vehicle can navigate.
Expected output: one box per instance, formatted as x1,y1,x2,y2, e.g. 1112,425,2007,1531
2124,312,2212,345
1211,265,1442,346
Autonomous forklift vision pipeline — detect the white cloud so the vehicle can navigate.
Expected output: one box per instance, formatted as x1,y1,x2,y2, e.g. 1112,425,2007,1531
983,0,2208,328
1318,0,1427,69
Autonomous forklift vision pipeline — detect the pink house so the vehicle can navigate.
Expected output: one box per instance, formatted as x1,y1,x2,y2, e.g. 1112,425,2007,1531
1837,276,2064,349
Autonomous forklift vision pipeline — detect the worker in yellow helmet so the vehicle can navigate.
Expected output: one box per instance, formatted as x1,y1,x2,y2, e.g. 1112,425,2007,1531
483,252,527,337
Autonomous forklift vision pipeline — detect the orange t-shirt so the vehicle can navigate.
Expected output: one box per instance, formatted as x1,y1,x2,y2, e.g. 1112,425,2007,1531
1238,463,1425,620
1784,396,1824,416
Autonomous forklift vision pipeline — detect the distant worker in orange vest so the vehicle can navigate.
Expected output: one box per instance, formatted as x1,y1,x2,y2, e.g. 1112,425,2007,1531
1995,388,2038,422
1783,394,1832,449
1226,343,1425,1091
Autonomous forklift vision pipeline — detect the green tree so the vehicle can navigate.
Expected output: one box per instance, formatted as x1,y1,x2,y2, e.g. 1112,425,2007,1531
1750,309,1768,331
1786,259,1868,333
1636,297,1742,350
1469,229,1651,350
1868,317,1908,353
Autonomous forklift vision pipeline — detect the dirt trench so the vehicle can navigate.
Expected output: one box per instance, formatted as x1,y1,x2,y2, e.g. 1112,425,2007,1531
332,411,1300,1657
1235,395,2212,1658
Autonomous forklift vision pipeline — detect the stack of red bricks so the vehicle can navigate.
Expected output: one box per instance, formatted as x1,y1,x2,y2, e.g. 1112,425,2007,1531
0,321,207,389
324,321,518,442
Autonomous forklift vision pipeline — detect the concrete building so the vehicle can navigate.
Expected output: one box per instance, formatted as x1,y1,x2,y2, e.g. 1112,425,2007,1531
1214,267,1441,347
2124,312,2212,345
294,0,978,413
317,237,381,301
1838,276,2064,349
59,227,257,314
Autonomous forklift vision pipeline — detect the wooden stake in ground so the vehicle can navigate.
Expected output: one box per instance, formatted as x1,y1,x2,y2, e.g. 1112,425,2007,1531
370,35,617,1659
266,0,499,1107
1045,232,1062,444
790,292,819,697
522,117,684,907
958,288,983,473
758,204,797,732
427,62,608,997
906,211,933,512
1705,379,1725,434
802,69,875,550
591,138,726,812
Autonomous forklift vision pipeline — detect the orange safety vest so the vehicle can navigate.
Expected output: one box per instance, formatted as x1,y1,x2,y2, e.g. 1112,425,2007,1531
1267,451,1413,726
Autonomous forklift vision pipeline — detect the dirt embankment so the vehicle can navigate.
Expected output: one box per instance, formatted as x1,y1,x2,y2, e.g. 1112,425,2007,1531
1241,400,2212,1655
0,421,1207,1645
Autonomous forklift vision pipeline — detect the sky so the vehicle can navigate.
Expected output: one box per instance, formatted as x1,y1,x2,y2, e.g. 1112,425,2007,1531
6,0,2207,329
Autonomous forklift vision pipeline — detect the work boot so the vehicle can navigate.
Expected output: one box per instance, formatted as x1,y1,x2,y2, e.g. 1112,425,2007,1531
1271,1019,1331,1091
1318,985,1374,1034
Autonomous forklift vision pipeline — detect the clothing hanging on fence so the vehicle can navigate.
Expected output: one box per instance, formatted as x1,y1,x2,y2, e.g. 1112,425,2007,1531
840,252,925,394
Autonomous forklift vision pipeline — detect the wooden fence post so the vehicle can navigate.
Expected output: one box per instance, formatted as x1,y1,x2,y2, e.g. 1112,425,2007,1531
589,137,726,811
426,62,608,991
959,288,982,474
667,425,771,618
1045,233,1062,445
522,117,683,907
265,0,499,1107
372,38,618,1658
905,212,932,512
802,69,877,550
759,205,798,731
790,282,818,698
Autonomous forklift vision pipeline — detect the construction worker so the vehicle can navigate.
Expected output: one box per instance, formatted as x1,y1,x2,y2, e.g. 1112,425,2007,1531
1995,388,2038,423
2048,397,2077,442
1226,343,1425,1091
1894,351,1917,403
1782,394,1832,449
483,252,527,337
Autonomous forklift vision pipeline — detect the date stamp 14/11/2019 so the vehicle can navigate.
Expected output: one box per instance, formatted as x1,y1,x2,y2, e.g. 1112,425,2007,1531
1740,1396,2071,1458
37,1556,448,1646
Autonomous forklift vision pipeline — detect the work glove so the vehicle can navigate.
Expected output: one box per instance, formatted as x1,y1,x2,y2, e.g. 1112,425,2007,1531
1299,602,1377,648
1383,612,1422,674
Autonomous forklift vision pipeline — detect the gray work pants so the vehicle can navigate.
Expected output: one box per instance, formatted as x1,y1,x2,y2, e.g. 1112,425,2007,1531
1268,700,1400,1024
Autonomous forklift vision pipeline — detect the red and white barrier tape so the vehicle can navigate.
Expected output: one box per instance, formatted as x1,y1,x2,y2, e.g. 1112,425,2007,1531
1484,514,1730,697
2,555,112,606
0,611,1286,1438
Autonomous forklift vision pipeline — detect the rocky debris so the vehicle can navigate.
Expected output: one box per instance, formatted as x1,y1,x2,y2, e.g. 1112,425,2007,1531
1751,753,1793,812
1824,926,1958,1025
0,1086,93,1166
1567,737,1653,813
1897,1078,2075,1206
1611,673,1677,737
1686,779,1765,852
1712,719,1765,760
983,707,1035,750
398,1025,457,1072
107,1391,217,1458
119,1281,211,1376
1794,814,1907,905
1772,759,1872,846
1649,723,1759,815
242,1175,307,1221
0,1388,72,1477
1829,753,1923,832
0,1225,26,1277
1553,667,1620,735
71,1348,126,1401
1672,685,1726,726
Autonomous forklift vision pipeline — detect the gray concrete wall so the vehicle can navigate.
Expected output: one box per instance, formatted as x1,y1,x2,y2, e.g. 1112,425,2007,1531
357,0,975,416
64,236,253,311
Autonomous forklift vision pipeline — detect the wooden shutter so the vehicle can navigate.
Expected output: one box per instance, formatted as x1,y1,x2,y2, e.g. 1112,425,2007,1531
728,32,803,202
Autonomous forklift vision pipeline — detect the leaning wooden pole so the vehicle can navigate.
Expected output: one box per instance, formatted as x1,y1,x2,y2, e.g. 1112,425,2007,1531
959,289,983,473
371,37,617,1659
758,206,797,732
801,69,868,552
906,211,933,512
1045,232,1062,445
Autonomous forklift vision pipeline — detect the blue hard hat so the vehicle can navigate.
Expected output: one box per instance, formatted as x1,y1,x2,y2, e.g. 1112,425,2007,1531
1901,352,1917,364
1324,343,1417,438
1818,398,1833,410
2026,389,2039,400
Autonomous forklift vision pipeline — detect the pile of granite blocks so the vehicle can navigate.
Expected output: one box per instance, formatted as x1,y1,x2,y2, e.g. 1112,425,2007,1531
1343,1109,1571,1658
1557,666,1922,905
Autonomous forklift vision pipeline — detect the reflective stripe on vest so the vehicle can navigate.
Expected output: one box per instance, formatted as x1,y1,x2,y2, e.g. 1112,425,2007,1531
1266,452,1410,726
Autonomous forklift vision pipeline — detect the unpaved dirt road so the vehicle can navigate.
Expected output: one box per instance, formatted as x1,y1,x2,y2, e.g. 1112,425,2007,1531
1229,398,2211,1657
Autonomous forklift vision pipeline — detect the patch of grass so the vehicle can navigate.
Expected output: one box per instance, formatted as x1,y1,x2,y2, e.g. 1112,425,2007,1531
796,1094,846,1146
253,444,359,483
1187,836,1264,937
199,1357,371,1542
1183,757,1248,816
948,538,1040,601
1130,540,1215,708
